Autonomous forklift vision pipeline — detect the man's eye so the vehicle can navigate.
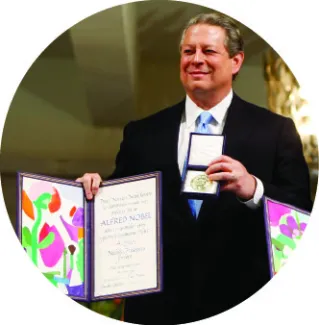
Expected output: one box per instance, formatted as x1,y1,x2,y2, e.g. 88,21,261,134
205,49,216,53
183,49,192,54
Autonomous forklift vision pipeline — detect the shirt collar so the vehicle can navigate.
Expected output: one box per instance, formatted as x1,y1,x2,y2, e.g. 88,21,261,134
185,89,233,128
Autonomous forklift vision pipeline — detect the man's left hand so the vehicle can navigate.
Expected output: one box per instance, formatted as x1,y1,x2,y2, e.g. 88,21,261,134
206,155,256,200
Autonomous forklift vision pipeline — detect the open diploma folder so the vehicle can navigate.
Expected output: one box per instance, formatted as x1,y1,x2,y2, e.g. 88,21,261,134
17,171,162,301
182,132,225,198
263,196,311,277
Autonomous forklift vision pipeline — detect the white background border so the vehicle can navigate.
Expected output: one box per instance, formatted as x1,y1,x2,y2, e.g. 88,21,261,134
0,1,318,324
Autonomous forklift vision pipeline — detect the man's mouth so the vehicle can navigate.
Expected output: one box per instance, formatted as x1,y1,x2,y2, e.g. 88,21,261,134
188,71,210,77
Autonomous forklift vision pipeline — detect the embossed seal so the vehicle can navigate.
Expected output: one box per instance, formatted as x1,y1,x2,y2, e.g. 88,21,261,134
190,174,212,192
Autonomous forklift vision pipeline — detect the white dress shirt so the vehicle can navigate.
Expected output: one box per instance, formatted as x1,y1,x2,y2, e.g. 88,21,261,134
177,89,264,209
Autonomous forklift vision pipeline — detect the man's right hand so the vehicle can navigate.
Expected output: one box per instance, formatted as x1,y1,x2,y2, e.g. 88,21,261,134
75,173,102,200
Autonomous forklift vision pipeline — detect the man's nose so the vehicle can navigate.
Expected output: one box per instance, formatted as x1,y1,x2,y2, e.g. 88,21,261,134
192,49,204,64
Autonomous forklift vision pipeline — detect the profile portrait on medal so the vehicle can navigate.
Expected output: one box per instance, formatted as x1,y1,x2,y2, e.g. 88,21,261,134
191,173,211,191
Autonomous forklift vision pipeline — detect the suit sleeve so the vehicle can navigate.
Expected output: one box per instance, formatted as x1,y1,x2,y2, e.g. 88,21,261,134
263,117,313,211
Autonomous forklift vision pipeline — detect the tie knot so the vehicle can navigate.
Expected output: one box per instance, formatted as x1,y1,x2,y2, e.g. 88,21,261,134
198,111,213,126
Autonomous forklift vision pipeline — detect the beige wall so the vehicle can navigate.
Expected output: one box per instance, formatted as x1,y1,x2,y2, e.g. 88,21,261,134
137,58,185,117
2,57,123,162
233,52,268,108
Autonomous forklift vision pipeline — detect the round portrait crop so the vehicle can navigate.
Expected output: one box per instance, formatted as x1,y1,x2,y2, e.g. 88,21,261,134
0,1,317,325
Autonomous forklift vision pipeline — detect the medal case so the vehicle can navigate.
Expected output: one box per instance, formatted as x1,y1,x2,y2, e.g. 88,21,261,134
181,132,225,199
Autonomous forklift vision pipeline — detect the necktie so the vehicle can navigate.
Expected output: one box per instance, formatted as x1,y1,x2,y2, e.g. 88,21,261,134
187,111,214,218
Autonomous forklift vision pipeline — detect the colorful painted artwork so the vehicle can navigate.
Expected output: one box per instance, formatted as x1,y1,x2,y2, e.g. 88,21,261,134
18,173,86,299
263,196,311,276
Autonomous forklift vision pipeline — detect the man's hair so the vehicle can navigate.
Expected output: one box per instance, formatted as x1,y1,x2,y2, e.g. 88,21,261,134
179,12,244,79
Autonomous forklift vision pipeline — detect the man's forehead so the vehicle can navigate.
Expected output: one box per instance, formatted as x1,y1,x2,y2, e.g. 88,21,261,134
182,24,226,44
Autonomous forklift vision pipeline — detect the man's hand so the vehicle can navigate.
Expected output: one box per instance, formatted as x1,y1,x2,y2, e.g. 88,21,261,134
206,155,256,200
75,173,102,200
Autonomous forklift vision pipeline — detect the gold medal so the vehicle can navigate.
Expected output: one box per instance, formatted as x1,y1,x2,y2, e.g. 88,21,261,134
190,174,212,192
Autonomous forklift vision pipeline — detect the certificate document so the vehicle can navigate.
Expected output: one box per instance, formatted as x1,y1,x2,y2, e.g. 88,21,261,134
93,174,161,299
17,171,162,301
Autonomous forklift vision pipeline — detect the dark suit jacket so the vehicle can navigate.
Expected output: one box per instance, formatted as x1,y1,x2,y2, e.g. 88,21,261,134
108,93,312,324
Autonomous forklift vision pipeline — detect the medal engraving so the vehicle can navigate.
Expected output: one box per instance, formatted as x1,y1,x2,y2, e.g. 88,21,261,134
190,174,212,192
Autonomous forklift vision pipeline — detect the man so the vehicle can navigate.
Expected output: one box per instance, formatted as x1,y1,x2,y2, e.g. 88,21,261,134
77,12,312,324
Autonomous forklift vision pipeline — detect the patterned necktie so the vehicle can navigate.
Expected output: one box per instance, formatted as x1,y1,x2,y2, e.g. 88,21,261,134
187,111,214,218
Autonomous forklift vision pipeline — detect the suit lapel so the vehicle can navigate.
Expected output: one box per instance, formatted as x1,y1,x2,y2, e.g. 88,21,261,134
157,99,184,173
158,99,198,222
222,93,256,158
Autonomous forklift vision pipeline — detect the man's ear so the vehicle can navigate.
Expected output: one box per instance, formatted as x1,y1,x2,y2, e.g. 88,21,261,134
231,51,244,75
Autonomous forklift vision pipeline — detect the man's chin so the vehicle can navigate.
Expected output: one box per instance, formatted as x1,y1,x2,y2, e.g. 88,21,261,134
191,86,211,94
182,81,215,94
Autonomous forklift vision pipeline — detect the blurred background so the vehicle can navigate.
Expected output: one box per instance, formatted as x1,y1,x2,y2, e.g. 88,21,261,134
0,1,317,317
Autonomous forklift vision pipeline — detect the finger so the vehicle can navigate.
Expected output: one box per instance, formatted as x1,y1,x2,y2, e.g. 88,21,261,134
208,172,236,182
91,175,102,195
220,182,234,192
208,155,234,166
207,155,223,166
75,177,82,182
206,162,232,175
82,175,94,200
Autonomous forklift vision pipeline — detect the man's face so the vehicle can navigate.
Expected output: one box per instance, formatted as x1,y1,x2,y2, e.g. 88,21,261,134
180,24,243,95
